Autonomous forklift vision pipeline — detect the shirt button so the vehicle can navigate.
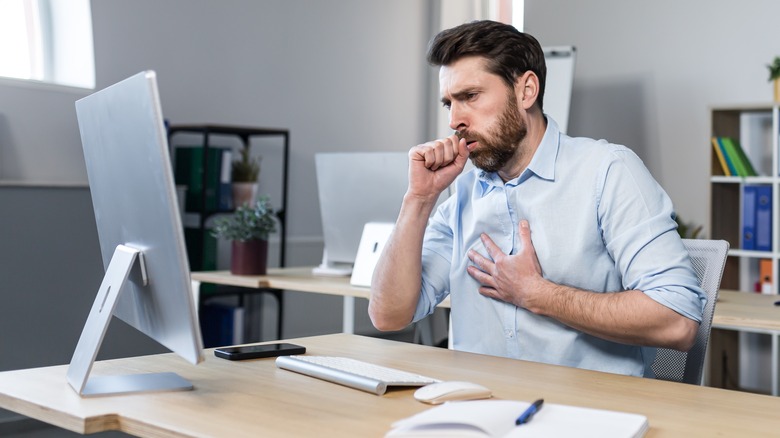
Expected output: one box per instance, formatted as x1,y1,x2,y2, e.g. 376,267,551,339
504,329,513,338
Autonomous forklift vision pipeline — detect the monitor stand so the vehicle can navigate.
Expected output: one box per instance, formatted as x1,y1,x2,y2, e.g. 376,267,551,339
66,244,194,397
312,248,353,277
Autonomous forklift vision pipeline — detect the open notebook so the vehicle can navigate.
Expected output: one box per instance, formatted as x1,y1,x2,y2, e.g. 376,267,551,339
386,400,648,438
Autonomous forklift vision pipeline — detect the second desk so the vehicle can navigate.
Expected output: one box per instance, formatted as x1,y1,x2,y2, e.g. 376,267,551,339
192,267,451,335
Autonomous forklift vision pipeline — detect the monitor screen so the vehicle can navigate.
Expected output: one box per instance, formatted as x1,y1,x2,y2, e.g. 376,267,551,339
68,71,204,396
314,152,448,275
315,152,408,269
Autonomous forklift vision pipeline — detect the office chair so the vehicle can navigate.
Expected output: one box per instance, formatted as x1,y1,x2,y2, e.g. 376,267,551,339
650,238,729,385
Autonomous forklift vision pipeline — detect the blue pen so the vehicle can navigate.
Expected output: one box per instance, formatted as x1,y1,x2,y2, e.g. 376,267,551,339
515,399,544,425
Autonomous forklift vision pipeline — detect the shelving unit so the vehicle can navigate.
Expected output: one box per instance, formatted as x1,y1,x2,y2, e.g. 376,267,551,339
168,124,290,268
710,104,778,290
168,124,290,344
709,103,779,395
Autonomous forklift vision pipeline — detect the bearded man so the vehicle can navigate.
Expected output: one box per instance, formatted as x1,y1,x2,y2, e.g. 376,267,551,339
368,20,705,378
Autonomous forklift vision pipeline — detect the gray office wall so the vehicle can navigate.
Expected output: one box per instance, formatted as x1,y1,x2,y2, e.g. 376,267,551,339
0,0,434,246
0,186,169,372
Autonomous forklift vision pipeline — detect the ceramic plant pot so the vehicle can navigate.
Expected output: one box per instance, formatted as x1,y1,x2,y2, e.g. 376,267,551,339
230,239,268,275
232,182,258,208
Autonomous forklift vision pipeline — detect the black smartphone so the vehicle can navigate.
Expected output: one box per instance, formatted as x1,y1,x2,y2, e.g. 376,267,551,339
214,343,306,360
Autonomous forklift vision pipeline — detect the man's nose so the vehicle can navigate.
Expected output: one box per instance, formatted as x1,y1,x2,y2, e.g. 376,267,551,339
448,103,467,132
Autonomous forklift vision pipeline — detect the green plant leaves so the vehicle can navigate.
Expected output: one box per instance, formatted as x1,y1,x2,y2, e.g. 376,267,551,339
210,196,277,242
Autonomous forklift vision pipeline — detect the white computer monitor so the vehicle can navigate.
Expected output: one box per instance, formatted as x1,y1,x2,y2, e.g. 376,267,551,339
67,71,204,397
313,152,408,275
313,152,448,276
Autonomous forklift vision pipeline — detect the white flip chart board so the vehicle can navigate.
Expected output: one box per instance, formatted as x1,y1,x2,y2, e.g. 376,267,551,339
543,45,576,134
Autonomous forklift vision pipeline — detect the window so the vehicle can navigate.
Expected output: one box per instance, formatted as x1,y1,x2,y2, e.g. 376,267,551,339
512,0,524,30
0,0,94,89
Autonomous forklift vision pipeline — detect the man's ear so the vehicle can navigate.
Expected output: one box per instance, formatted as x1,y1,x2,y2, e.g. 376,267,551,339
514,71,539,111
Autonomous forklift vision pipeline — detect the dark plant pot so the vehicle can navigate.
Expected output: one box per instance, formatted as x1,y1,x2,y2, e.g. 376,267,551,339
230,239,268,275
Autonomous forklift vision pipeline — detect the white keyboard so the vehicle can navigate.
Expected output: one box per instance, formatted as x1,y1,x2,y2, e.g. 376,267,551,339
275,355,441,395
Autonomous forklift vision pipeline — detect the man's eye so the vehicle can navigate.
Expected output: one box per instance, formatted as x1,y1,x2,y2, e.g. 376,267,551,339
466,93,478,100
442,102,451,110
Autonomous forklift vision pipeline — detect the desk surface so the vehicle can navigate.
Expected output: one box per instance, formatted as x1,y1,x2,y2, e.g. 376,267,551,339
192,267,375,300
1,333,780,437
714,289,780,333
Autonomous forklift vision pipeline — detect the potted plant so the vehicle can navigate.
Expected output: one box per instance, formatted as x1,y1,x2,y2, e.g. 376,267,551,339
231,147,261,207
767,56,780,102
211,196,277,275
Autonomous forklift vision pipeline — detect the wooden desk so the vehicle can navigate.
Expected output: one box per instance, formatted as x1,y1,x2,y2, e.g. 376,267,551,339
2,333,780,437
192,267,373,301
712,290,780,333
710,290,780,396
191,268,451,334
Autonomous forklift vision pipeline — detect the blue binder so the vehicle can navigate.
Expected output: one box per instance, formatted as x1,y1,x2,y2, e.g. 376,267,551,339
742,185,757,250
755,185,772,252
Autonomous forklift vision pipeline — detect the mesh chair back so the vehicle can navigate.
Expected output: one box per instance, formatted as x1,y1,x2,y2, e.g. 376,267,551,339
651,239,729,384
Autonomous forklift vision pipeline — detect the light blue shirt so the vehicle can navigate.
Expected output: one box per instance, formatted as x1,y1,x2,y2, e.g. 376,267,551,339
414,117,705,377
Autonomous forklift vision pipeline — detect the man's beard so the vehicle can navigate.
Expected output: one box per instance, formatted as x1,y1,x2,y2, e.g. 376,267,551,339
466,89,527,173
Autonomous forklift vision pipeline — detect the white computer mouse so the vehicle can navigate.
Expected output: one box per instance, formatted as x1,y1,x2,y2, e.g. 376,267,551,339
413,381,492,404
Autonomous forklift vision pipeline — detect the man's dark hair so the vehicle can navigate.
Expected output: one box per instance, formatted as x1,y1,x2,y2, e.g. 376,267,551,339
427,20,546,111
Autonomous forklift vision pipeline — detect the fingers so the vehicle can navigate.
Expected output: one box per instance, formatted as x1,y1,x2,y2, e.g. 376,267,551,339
466,264,496,289
467,248,493,273
480,233,503,261
413,134,461,171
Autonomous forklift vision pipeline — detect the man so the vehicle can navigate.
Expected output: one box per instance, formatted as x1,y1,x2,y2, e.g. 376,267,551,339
368,20,705,377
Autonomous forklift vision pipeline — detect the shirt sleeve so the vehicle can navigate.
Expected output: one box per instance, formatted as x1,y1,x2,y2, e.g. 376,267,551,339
414,199,456,322
596,147,706,322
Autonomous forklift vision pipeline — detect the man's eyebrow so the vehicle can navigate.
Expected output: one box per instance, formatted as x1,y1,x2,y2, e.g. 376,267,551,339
450,88,479,101
440,87,480,105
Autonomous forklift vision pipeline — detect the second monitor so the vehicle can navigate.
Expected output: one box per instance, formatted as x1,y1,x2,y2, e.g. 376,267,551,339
314,152,409,276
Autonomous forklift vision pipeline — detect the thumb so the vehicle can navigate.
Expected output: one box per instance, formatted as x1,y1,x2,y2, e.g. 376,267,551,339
518,219,543,275
518,219,531,237
454,138,470,168
518,220,534,250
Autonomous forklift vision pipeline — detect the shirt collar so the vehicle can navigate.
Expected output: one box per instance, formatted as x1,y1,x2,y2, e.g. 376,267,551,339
475,116,561,194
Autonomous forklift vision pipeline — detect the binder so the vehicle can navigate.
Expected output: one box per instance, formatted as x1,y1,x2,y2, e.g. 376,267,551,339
200,302,245,348
174,146,231,212
218,148,233,210
720,137,757,177
711,137,733,176
728,137,758,176
755,185,772,251
759,259,773,294
742,185,757,250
